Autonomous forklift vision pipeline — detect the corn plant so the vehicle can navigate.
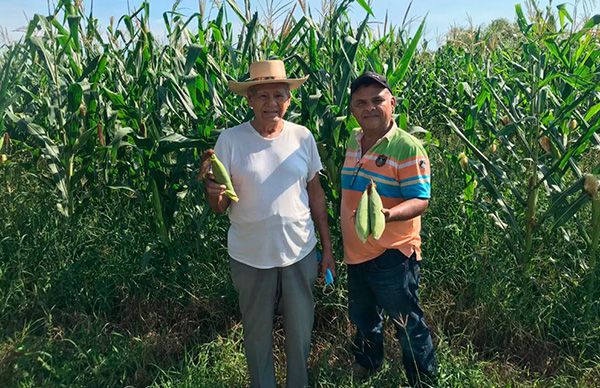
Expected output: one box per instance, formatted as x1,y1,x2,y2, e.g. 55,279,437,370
1,0,597,255
446,3,600,267
2,1,209,244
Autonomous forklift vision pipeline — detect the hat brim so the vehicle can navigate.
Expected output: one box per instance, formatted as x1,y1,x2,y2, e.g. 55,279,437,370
228,76,309,96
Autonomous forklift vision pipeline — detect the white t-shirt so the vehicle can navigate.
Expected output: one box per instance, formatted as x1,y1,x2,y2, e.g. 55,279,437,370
214,120,323,269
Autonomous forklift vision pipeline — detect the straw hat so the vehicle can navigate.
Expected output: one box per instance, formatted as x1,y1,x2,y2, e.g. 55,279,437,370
228,60,308,96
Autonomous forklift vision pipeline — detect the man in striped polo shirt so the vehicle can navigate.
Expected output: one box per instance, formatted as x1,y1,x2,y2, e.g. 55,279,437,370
341,71,437,387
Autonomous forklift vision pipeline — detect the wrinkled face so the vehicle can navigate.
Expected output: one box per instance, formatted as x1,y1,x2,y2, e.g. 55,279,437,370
246,83,291,125
350,84,396,132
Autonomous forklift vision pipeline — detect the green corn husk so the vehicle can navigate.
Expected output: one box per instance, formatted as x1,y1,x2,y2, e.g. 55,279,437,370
369,180,386,240
210,154,239,202
355,185,370,243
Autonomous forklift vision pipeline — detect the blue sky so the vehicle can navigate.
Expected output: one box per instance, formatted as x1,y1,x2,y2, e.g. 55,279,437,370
0,1,589,46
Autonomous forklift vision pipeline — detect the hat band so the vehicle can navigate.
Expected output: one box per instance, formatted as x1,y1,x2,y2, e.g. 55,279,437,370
249,76,282,81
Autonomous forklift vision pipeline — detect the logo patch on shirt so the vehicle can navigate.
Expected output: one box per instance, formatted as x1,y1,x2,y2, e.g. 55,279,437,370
419,160,427,169
375,155,387,167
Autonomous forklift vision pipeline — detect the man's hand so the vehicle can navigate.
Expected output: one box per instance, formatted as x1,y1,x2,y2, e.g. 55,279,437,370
381,199,428,222
200,149,231,213
199,149,225,196
382,208,391,222
319,250,336,281
197,149,214,181
307,174,335,284
205,174,227,197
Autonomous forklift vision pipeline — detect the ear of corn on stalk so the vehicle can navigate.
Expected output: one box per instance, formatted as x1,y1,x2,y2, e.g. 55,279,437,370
568,119,578,130
354,179,386,242
210,153,239,202
584,174,599,199
458,152,469,171
539,136,551,153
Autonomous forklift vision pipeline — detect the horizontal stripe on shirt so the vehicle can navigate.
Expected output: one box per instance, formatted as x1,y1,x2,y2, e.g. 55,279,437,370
341,173,403,197
345,150,426,172
400,182,431,198
341,173,430,199
341,166,399,184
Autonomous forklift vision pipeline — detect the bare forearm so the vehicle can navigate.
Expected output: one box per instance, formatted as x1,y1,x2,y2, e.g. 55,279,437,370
306,175,335,277
311,200,333,254
385,198,429,222
204,175,231,214
308,183,333,254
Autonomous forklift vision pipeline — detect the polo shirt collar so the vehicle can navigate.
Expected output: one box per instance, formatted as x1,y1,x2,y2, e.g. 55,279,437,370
355,121,399,144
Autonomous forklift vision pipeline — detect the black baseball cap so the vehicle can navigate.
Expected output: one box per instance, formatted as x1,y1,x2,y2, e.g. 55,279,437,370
350,71,391,96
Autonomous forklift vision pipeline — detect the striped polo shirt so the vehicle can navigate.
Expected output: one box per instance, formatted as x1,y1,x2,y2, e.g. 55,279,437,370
340,123,431,264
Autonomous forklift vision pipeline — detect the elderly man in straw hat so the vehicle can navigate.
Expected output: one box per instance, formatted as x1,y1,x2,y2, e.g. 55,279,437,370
202,60,335,388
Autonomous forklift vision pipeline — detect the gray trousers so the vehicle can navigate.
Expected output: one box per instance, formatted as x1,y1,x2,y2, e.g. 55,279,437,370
230,249,318,388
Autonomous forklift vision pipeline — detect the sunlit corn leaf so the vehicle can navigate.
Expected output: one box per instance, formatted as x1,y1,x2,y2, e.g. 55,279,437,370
224,0,249,24
158,133,205,154
356,0,374,17
388,17,425,89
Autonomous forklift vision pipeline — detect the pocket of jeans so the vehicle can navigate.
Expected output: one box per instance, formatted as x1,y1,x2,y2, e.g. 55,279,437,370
406,257,421,304
307,249,319,284
411,259,421,284
371,250,408,271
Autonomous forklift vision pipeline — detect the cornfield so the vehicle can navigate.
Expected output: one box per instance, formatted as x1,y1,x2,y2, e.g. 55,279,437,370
0,0,599,386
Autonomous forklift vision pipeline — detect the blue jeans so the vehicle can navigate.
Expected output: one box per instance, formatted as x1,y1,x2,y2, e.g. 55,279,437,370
348,249,437,387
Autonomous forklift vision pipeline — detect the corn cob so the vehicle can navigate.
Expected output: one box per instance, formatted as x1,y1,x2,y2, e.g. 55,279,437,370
569,119,578,130
369,181,386,240
355,185,370,243
584,174,599,198
210,153,239,202
355,180,386,242
458,152,469,171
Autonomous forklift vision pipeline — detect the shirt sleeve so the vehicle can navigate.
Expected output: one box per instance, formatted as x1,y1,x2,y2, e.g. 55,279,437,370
307,133,323,182
398,142,431,199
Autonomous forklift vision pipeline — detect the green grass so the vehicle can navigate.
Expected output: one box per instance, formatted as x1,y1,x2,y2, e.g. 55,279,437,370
1,148,598,387
1,0,599,386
